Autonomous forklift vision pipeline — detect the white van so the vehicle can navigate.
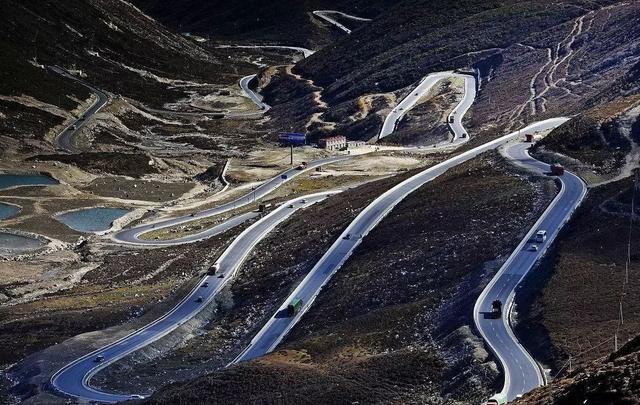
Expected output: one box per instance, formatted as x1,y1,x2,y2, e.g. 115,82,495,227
535,230,547,243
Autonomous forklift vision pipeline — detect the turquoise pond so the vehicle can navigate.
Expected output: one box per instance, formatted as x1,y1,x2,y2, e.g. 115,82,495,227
0,174,58,190
0,232,45,255
0,203,20,220
56,207,130,233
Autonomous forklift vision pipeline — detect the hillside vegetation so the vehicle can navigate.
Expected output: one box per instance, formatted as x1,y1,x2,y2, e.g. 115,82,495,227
517,335,640,404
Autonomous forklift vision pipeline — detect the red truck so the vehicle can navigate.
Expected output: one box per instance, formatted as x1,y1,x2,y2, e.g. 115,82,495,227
550,163,565,176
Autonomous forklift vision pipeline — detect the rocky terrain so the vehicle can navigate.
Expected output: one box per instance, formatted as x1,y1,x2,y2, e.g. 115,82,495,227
517,334,640,404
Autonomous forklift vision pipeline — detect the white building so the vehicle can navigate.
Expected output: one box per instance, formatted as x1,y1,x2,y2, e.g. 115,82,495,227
319,135,347,151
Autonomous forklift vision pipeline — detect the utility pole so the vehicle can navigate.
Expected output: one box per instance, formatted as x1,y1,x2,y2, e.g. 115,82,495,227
620,302,624,325
626,171,637,284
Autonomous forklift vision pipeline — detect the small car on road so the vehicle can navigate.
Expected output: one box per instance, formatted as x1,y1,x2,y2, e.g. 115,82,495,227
202,282,209,288
196,296,204,303
95,355,105,363
529,244,539,252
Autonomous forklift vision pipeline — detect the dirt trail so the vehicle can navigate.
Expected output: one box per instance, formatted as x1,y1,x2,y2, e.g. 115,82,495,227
511,11,594,121
284,65,337,130
536,12,595,111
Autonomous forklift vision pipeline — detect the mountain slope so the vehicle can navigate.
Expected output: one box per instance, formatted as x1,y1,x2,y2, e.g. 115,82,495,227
262,0,640,142
0,0,253,152
131,0,387,47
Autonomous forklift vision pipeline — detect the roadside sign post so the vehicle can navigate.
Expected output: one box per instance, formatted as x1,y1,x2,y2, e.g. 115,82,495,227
278,132,307,164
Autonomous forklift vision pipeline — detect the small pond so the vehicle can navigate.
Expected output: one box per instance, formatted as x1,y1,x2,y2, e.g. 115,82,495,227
0,174,58,190
0,203,20,220
0,232,45,256
56,207,130,233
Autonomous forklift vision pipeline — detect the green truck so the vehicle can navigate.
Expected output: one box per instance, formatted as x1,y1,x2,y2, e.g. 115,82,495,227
287,297,303,317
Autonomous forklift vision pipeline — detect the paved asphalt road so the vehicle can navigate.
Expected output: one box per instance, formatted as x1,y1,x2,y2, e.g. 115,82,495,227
312,10,371,34
378,71,476,142
112,156,349,246
239,74,271,112
233,118,569,363
227,46,314,117
447,75,477,144
49,66,109,153
51,191,339,403
474,141,587,403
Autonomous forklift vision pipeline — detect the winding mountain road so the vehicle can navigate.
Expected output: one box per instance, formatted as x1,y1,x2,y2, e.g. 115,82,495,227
49,66,109,153
48,43,579,403
51,191,339,403
216,44,314,58
474,141,586,404
239,74,271,112
378,71,477,144
312,10,372,34
230,45,315,114
112,156,349,246
234,118,569,363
